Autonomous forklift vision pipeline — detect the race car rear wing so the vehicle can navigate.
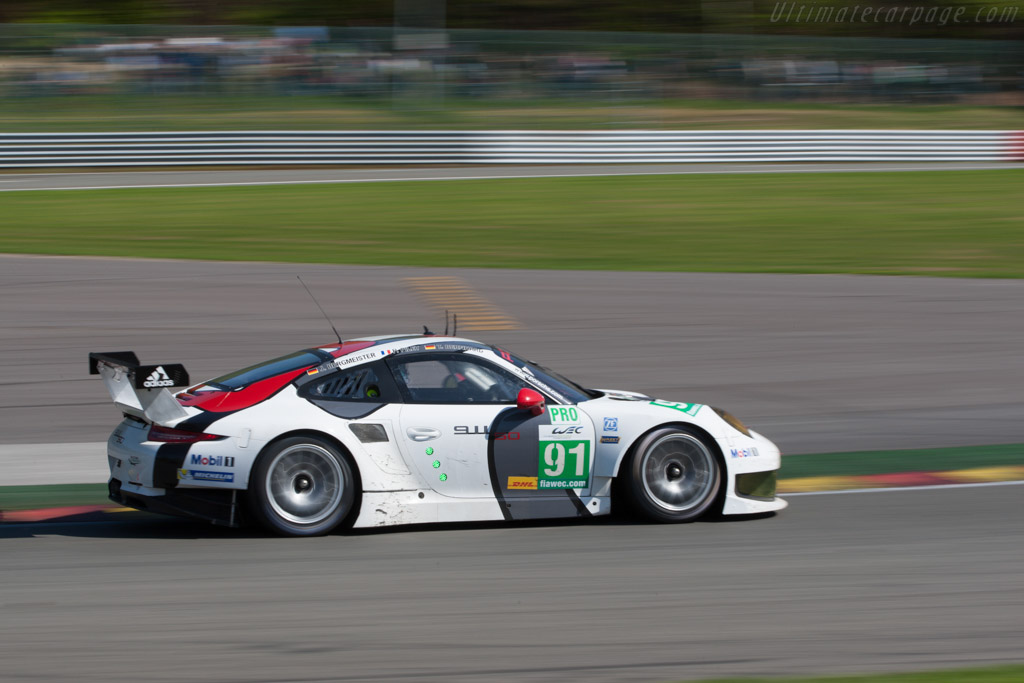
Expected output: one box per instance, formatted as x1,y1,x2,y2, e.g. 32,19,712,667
88,351,190,425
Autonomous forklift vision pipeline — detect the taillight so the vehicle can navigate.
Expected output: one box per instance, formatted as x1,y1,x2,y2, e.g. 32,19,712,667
147,425,225,443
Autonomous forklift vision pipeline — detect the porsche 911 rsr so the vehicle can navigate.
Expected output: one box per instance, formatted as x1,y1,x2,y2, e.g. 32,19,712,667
89,335,786,536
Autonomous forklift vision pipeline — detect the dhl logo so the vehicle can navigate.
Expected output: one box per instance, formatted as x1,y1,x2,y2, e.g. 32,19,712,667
507,477,538,490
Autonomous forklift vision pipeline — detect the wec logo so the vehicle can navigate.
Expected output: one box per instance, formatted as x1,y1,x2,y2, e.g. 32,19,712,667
551,425,583,435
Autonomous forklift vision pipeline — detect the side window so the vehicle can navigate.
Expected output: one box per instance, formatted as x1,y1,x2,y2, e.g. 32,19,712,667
309,365,388,401
391,355,526,404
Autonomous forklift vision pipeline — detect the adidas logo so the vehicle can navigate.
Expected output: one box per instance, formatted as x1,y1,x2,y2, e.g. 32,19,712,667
143,366,174,388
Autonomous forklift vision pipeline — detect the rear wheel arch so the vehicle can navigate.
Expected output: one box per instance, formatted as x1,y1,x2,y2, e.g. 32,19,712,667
257,429,364,498
261,429,360,474
247,429,362,536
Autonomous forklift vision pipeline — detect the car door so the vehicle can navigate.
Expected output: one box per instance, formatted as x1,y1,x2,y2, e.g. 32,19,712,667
388,352,528,499
387,352,597,519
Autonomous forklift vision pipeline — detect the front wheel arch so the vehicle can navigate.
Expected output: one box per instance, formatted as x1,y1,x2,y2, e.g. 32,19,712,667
611,421,723,479
612,422,726,522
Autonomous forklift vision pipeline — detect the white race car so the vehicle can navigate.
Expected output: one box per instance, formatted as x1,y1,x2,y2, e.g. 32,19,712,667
90,334,786,536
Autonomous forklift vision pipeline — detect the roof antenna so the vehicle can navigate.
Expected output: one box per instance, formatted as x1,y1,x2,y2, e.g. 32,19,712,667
444,309,449,336
297,276,342,344
453,313,457,336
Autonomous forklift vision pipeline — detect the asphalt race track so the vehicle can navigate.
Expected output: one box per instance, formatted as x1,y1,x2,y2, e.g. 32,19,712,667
2,485,1023,682
3,249,1024,681
2,255,1024,453
0,161,1016,191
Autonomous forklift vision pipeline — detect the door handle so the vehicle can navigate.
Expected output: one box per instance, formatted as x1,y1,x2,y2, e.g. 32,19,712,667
407,427,441,442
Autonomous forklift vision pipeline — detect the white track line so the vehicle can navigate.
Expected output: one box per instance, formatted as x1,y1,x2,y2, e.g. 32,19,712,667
782,479,1024,497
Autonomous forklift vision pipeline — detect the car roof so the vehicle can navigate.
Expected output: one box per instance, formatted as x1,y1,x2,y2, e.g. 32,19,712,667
314,334,491,359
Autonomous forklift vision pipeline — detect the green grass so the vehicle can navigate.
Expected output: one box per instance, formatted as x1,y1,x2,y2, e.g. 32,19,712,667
781,443,1024,479
0,94,1020,131
693,664,1024,683
2,170,1023,277
0,483,108,511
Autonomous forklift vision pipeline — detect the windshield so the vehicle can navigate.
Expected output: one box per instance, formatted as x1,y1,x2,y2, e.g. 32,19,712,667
206,350,322,390
491,347,602,403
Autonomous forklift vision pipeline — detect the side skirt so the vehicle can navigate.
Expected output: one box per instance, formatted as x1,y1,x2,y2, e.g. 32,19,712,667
352,489,611,528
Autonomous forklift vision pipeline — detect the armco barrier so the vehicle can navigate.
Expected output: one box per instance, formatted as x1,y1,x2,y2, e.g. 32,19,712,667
0,130,1019,168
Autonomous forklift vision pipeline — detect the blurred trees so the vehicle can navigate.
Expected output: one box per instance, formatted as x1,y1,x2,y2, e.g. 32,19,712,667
0,0,1019,38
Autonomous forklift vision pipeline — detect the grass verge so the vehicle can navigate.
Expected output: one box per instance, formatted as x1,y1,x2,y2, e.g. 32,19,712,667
0,483,108,511
2,170,1023,277
0,95,1020,131
781,443,1024,479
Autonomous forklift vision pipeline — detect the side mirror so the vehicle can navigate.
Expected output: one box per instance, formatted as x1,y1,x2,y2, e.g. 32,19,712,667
516,388,546,416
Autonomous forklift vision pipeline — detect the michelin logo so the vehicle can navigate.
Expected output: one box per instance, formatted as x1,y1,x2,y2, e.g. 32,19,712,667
143,366,174,388
178,469,235,483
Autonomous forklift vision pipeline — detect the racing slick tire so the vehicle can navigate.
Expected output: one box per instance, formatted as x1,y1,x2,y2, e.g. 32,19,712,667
622,426,722,523
248,436,357,536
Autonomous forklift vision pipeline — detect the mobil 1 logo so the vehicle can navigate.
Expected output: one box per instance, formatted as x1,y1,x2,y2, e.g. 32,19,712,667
537,424,591,490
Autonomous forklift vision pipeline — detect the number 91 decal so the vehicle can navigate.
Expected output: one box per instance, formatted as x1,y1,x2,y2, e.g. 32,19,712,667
538,438,591,489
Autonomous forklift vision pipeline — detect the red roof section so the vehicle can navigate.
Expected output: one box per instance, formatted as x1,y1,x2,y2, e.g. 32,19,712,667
177,340,379,414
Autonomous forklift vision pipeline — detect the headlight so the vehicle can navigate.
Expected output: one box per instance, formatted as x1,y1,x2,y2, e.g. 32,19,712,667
711,406,751,437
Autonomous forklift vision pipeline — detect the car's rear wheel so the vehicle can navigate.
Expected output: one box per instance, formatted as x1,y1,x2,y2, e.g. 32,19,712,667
623,426,721,522
248,436,357,536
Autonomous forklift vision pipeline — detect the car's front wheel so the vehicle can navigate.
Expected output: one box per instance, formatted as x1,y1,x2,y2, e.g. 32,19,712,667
248,436,357,536
622,426,721,522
